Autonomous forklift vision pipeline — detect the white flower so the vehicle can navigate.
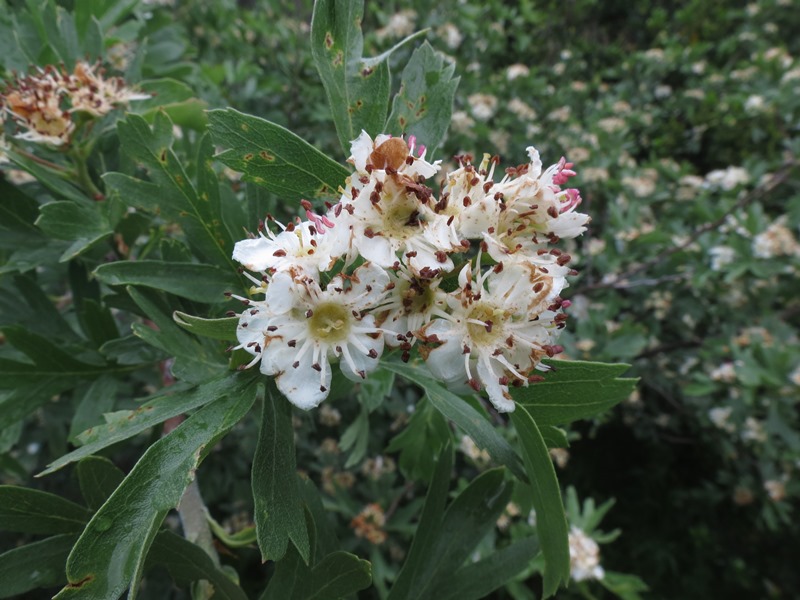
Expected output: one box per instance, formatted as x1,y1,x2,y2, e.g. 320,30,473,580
490,147,590,252
420,258,567,412
336,133,462,275
233,263,389,409
375,264,447,353
232,218,341,277
5,70,75,146
65,61,149,117
568,526,605,582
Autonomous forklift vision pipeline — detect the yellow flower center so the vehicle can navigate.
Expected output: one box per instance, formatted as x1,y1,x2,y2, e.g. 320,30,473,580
309,302,351,342
466,302,507,345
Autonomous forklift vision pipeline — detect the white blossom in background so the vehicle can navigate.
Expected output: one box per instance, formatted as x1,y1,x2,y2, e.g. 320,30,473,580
764,478,787,502
752,217,800,259
375,10,417,41
568,526,605,581
709,246,736,271
506,64,530,81
231,132,588,411
704,166,749,191
709,407,735,433
468,93,499,121
789,364,800,386
0,135,10,164
437,23,463,49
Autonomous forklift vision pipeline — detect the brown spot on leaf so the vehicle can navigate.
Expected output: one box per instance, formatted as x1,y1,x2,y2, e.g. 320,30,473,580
259,150,274,161
325,32,334,48
67,575,95,589
244,153,254,161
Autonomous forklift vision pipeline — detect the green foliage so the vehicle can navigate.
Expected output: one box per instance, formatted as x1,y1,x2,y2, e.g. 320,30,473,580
385,41,459,152
310,0,393,156
5,0,795,598
252,385,311,563
208,108,351,201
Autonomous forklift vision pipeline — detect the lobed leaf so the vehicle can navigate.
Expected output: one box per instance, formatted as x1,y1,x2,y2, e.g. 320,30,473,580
385,41,459,153
384,361,527,482
511,359,638,425
40,374,236,476
252,383,311,564
391,467,513,599
510,405,570,598
145,531,248,600
311,0,390,156
308,552,372,599
54,376,260,600
104,113,235,269
208,108,350,201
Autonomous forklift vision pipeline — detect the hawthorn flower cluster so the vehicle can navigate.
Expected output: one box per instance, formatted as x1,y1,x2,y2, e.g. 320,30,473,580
232,132,589,412
1,61,147,147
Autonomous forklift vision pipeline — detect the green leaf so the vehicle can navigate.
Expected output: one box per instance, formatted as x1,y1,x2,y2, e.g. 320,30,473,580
0,534,77,599
511,360,637,426
207,108,349,201
104,112,235,268
385,397,450,482
435,537,540,600
311,0,391,155
54,376,259,600
126,287,226,383
308,552,372,599
93,260,240,304
173,311,238,341
0,378,74,431
36,201,113,262
0,178,41,234
40,375,236,476
69,376,119,443
7,149,87,204
0,486,91,534
259,517,314,600
76,457,126,511
339,407,369,468
540,425,569,449
384,361,527,482
145,531,247,600
391,468,513,599
510,405,570,598
599,571,649,600
388,442,452,600
385,41,459,152
252,384,311,563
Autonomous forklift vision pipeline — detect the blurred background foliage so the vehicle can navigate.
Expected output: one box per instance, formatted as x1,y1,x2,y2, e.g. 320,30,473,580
1,0,799,598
